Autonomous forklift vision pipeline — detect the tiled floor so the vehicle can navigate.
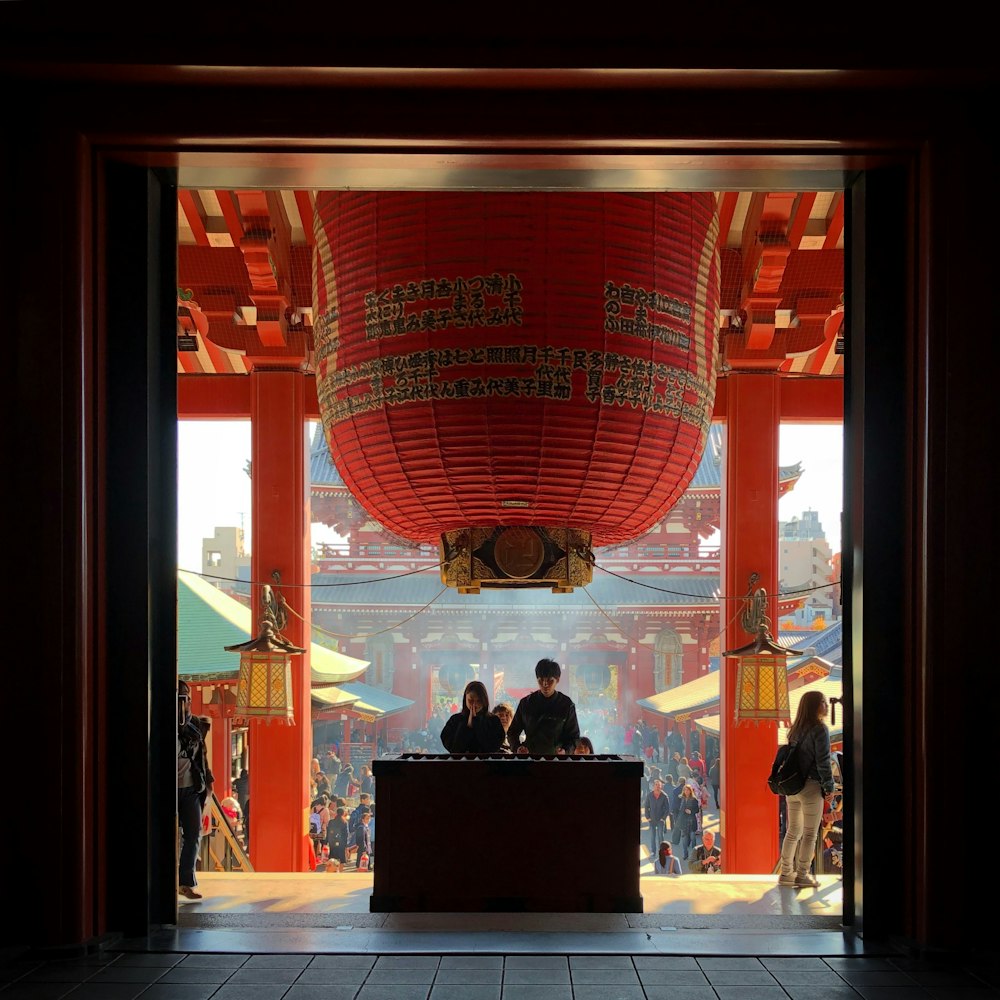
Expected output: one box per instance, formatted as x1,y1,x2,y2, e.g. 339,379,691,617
2,951,998,1000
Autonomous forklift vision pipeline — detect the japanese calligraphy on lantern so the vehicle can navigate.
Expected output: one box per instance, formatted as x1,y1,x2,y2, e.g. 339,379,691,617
364,273,524,339
604,281,692,350
316,344,714,426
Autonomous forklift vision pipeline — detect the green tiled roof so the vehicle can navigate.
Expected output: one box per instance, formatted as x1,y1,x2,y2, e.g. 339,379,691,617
177,570,369,684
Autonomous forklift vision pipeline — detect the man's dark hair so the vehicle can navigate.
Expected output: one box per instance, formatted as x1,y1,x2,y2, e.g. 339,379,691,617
535,658,561,679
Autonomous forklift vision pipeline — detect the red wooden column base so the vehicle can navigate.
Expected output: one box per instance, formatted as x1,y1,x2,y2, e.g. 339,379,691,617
720,372,782,873
247,368,311,872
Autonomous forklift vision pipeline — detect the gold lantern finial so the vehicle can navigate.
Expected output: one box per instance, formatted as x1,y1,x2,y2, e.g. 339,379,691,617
226,572,305,726
723,573,804,727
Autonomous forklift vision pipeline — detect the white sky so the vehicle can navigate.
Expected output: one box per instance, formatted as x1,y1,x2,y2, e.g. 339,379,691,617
177,420,844,574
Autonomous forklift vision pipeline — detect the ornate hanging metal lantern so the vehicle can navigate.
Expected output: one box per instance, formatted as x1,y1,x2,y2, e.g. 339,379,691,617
579,663,612,693
226,575,305,725
723,574,802,726
313,192,721,593
438,661,475,697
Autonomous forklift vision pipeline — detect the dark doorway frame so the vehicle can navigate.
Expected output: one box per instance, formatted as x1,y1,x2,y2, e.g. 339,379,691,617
100,148,908,942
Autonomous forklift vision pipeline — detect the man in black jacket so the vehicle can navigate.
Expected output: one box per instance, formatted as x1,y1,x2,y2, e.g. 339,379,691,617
508,658,580,755
177,681,212,900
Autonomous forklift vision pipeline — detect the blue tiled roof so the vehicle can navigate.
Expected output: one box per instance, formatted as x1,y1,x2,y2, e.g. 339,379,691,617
310,422,347,488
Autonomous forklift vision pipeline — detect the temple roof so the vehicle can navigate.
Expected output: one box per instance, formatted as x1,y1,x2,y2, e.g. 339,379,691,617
178,569,370,684
312,681,413,721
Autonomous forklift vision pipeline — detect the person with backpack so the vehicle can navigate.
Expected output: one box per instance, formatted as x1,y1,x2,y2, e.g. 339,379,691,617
177,680,212,900
777,690,836,888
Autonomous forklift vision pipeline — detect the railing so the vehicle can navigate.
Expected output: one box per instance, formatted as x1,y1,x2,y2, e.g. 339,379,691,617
199,792,254,873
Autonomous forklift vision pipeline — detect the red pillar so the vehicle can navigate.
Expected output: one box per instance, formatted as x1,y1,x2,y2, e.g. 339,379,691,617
248,368,311,872
720,372,781,872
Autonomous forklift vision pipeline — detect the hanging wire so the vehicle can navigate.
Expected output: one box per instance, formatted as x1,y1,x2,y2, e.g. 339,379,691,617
594,563,840,600
283,586,449,640
181,563,443,588
582,587,746,652
183,562,838,603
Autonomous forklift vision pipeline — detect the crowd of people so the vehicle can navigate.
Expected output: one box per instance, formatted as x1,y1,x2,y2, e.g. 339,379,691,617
177,662,836,893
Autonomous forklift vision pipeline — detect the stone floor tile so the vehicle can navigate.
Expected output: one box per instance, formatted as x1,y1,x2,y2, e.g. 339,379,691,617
570,968,641,984
499,986,572,1000
372,955,440,970
295,967,371,985
156,966,234,984
284,986,362,1000
851,988,935,1000
59,985,148,1000
570,985,645,1000
503,968,571,985
82,966,167,983
768,968,852,986
704,968,780,986
713,987,790,1000
698,957,766,971
429,986,501,1000
356,985,431,1000
569,956,636,970
177,954,249,969
210,985,291,1000
307,956,377,971
438,956,504,970
138,985,221,1000
243,954,314,969
638,969,710,987
837,971,921,987
762,958,836,971
434,968,503,984
782,988,865,1000
640,987,718,1000
503,956,569,969
365,967,438,984
109,954,183,967
225,967,303,984
631,956,700,970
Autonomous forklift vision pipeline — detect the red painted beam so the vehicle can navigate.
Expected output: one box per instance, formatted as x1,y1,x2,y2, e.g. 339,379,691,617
787,192,817,250
294,191,315,246
717,191,739,246
713,375,843,421
215,190,244,245
178,191,210,247
823,193,845,250
178,373,320,418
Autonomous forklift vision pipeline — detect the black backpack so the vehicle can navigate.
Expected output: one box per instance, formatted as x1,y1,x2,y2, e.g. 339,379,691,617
767,741,806,795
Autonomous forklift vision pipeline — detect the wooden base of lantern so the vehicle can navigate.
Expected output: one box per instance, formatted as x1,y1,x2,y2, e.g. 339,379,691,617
439,526,594,594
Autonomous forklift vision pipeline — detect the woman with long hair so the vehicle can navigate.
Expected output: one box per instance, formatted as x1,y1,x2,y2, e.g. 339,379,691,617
778,689,836,888
654,840,682,875
440,680,505,753
673,782,700,860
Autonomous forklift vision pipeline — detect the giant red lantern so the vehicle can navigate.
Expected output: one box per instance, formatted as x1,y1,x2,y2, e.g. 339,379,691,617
313,192,721,592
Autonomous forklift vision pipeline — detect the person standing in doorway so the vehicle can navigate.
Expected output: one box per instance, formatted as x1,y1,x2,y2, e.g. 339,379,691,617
777,690,836,888
177,680,211,900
